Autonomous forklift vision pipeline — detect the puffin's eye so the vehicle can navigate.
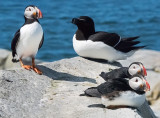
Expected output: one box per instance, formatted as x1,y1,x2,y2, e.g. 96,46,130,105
29,8,31,11
133,66,136,69
135,79,138,82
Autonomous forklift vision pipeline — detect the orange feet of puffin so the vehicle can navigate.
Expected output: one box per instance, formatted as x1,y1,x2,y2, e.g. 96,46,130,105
20,59,32,70
32,58,42,75
19,58,42,75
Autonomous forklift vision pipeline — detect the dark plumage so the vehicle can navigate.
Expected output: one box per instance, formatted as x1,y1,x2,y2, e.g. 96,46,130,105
100,62,147,81
100,67,129,81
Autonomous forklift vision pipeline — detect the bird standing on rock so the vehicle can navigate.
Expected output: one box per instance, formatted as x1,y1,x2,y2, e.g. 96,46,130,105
83,75,150,109
100,62,147,81
72,16,145,62
11,5,44,75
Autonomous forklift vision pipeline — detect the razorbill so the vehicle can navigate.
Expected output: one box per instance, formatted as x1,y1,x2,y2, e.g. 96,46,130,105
100,62,147,81
72,16,145,62
83,75,150,108
11,5,43,75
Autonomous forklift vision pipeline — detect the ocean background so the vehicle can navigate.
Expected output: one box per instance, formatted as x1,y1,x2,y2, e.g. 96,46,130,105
0,0,160,62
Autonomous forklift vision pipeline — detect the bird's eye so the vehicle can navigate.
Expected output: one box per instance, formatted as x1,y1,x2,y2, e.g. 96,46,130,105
133,66,136,69
29,8,31,11
135,79,138,82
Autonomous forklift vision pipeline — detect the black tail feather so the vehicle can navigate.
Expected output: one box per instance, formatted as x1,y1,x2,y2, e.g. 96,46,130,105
12,58,19,63
115,36,145,53
99,72,105,78
122,36,140,41
83,87,101,98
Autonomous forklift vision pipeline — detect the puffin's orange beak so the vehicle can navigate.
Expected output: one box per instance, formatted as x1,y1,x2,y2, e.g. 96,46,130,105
143,65,147,76
144,79,150,91
38,9,43,18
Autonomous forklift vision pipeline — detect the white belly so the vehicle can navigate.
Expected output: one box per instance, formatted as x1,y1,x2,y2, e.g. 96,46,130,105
101,91,145,107
73,35,133,62
16,22,43,59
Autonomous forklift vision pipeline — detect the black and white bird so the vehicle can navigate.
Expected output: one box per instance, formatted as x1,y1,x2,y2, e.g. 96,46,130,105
100,62,147,81
72,16,145,62
11,5,43,75
83,75,150,108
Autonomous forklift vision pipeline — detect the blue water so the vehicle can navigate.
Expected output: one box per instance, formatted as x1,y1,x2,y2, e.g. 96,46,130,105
0,0,160,62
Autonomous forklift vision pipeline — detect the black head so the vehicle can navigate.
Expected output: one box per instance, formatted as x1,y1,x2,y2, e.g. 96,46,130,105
24,5,42,20
72,16,95,38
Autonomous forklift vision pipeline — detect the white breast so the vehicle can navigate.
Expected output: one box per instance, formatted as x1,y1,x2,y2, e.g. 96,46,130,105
73,34,134,62
16,22,43,59
101,91,146,107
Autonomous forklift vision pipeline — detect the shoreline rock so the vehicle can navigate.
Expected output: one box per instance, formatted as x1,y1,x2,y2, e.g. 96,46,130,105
0,55,158,118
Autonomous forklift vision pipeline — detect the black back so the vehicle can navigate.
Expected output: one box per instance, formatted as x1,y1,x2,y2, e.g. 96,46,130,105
97,79,145,97
100,67,130,81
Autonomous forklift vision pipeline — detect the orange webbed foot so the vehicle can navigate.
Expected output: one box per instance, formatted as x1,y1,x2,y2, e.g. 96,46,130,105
32,67,42,75
22,65,32,70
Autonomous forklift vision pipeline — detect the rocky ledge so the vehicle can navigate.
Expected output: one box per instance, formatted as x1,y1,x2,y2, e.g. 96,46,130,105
0,49,160,118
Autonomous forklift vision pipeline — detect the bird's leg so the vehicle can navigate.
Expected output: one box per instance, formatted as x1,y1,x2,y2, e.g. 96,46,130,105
19,58,32,70
32,58,42,75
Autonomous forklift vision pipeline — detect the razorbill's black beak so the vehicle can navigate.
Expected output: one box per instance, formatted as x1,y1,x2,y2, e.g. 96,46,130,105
72,18,79,25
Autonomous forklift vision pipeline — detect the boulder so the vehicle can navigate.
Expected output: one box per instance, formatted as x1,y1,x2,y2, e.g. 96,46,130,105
0,57,157,118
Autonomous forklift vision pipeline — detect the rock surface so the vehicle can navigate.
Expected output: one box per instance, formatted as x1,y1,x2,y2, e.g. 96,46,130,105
0,49,41,70
0,56,157,118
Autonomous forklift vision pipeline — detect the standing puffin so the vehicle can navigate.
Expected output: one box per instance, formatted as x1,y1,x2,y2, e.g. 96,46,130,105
11,5,43,75
83,75,150,108
100,62,147,81
72,16,145,62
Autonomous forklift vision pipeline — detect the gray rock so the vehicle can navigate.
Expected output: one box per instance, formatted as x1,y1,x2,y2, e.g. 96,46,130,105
0,57,157,118
0,49,10,69
0,49,42,70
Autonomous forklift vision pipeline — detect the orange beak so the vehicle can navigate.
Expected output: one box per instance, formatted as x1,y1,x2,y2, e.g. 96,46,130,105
143,65,147,76
38,9,43,19
144,79,150,91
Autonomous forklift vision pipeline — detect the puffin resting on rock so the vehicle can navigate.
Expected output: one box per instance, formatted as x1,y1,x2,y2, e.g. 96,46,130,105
100,62,147,81
81,75,150,109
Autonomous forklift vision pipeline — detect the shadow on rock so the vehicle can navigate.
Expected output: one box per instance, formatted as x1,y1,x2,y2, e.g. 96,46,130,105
83,57,122,67
38,65,97,84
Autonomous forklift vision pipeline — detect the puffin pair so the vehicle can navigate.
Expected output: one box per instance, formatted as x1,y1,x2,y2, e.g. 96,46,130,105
82,62,150,108
72,16,145,62
11,5,43,75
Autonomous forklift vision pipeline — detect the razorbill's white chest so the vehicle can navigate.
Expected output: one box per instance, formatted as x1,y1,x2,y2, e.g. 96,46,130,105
82,75,150,108
11,5,44,75
72,16,145,62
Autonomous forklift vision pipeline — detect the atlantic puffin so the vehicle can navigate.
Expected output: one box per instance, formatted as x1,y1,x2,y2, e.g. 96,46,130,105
100,62,147,81
83,75,150,108
11,5,43,75
72,16,145,62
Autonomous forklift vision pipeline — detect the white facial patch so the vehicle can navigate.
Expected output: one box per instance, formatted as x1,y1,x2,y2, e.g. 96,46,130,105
24,6,36,19
128,64,141,76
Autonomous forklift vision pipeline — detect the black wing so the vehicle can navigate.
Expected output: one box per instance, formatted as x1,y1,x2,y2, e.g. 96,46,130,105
38,33,44,50
89,32,145,53
97,80,131,95
88,32,121,47
99,67,129,81
11,29,20,58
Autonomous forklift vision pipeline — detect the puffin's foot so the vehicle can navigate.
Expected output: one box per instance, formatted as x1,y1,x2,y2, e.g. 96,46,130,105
22,65,32,70
32,67,42,75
